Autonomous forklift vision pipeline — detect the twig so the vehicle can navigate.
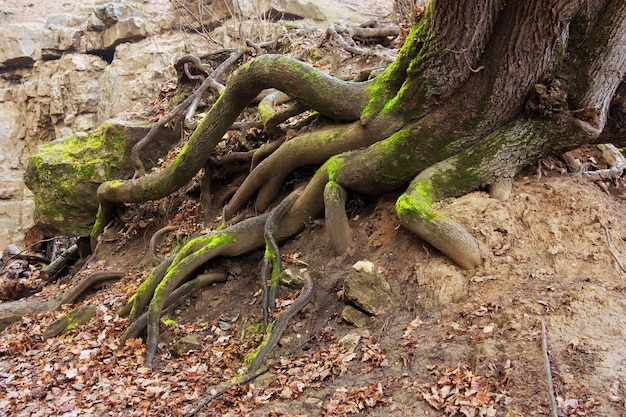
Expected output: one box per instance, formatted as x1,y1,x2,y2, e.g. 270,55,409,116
184,368,269,417
541,321,558,417
597,216,626,273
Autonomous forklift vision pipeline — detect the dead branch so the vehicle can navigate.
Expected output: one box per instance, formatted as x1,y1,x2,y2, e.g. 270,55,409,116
597,216,626,273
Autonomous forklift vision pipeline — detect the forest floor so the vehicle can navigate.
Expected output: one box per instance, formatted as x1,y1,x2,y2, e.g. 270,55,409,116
1,1,626,416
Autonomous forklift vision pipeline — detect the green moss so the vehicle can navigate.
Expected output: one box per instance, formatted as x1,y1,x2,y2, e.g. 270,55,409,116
243,322,274,367
326,156,346,182
26,122,131,236
396,180,445,222
554,39,565,61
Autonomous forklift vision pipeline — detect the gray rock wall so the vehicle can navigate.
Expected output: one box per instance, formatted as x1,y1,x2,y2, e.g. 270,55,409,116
0,1,212,248
0,0,367,249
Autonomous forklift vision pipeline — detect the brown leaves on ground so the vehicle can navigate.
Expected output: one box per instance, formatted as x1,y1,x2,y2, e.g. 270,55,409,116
417,363,506,417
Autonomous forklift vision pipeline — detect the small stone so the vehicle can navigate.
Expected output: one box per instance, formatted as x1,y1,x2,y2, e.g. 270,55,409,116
338,331,361,352
343,270,391,315
341,305,369,327
170,335,202,357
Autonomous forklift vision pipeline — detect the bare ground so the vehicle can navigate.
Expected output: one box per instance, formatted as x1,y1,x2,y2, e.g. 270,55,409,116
1,170,625,416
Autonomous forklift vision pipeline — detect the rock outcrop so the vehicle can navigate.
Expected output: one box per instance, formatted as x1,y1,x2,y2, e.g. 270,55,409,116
0,0,384,248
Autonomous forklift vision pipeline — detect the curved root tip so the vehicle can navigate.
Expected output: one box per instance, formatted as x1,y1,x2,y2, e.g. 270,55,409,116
399,211,481,269
397,183,481,269
489,177,513,200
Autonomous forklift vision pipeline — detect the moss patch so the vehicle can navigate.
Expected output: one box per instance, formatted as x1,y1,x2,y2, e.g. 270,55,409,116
24,122,131,237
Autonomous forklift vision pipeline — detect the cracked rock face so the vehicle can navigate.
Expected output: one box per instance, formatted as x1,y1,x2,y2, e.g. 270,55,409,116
0,0,387,247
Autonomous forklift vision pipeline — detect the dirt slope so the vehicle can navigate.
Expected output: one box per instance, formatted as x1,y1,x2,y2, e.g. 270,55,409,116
2,172,625,416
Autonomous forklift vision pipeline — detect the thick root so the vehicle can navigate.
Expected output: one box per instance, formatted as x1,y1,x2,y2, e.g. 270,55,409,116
396,183,481,270
394,154,482,269
324,181,351,255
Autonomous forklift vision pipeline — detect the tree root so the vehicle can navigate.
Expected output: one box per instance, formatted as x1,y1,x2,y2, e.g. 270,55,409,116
247,270,314,375
43,304,96,339
258,90,309,135
149,225,180,264
122,272,226,342
262,194,298,327
396,177,481,270
131,48,245,178
325,23,399,63
223,118,396,218
93,54,371,246
0,270,123,331
324,181,351,255
563,143,626,181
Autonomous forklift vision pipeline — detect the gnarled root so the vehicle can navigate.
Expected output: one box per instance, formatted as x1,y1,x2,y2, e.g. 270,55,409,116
0,270,123,331
124,178,326,366
262,193,298,328
396,178,481,270
247,270,314,375
122,272,226,342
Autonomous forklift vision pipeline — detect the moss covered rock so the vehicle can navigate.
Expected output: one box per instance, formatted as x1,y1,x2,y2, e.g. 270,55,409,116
24,119,177,237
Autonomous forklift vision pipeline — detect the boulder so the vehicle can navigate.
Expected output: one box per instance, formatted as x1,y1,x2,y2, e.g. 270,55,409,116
85,2,149,52
342,267,392,316
266,0,327,21
24,119,179,237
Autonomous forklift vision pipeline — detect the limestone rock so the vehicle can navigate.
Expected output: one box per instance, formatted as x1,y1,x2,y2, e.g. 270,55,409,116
343,269,391,316
86,2,149,52
41,14,84,59
267,0,327,21
341,305,370,327
24,119,179,237
171,0,231,31
171,335,202,357
98,36,190,120
0,22,43,68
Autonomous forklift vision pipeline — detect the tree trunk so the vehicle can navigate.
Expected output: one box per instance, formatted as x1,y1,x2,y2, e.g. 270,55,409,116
86,0,626,366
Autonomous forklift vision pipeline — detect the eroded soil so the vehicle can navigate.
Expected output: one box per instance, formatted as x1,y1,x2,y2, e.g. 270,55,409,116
2,171,626,416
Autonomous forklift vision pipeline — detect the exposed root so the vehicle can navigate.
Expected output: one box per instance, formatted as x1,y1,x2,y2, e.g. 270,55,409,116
258,91,309,135
247,270,314,375
43,305,96,339
325,23,399,63
93,54,370,244
223,120,391,218
122,272,226,342
149,225,180,264
324,181,351,255
262,194,298,327
0,270,123,331
563,143,626,181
